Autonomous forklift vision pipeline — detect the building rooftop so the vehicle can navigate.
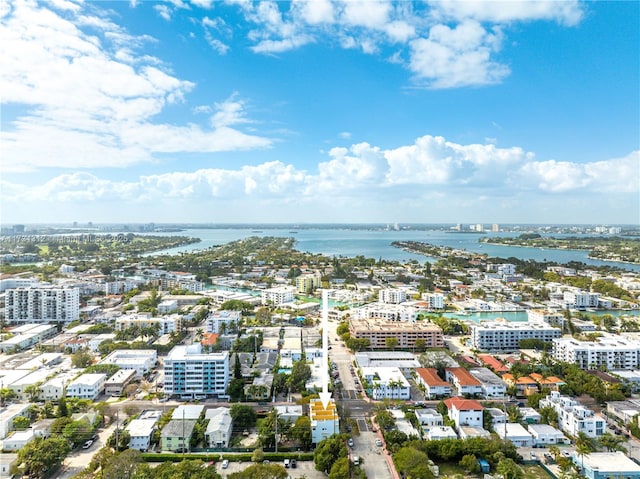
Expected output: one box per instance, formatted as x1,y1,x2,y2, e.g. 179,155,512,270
126,418,157,437
161,419,197,438
581,452,640,473
415,368,450,387
444,397,483,411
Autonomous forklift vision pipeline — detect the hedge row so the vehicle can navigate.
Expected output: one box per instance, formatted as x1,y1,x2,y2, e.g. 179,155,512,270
141,452,314,463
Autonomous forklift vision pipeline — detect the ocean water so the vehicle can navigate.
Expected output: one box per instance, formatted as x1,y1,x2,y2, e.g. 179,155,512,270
144,227,640,272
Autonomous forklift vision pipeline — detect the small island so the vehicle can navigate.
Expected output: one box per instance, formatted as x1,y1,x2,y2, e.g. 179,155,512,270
480,234,640,264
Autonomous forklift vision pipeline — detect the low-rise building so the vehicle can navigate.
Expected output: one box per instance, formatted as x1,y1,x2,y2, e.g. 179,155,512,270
576,452,640,479
415,409,443,430
415,368,452,399
361,367,411,400
310,399,339,445
261,286,295,306
458,426,490,440
427,426,458,440
494,423,533,447
100,349,157,377
469,368,507,398
66,373,106,400
2,430,35,451
445,367,483,397
161,419,197,452
205,408,232,448
126,417,159,451
0,404,30,440
527,424,567,446
105,369,137,396
443,397,483,429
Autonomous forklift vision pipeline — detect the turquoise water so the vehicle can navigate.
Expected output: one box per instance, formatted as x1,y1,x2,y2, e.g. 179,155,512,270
143,228,640,272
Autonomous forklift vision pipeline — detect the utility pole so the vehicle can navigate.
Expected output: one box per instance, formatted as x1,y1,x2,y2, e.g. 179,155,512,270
115,409,119,450
274,409,278,453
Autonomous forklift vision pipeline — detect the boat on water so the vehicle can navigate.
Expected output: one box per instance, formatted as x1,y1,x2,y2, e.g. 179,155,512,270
289,231,298,234
251,230,263,233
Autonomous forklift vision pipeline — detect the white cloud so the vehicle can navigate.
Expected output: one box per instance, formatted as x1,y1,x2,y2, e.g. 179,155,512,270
0,1,272,171
339,131,352,139
154,4,172,21
2,135,637,224
408,21,510,88
428,0,584,27
217,0,583,89
519,151,640,193
293,0,334,24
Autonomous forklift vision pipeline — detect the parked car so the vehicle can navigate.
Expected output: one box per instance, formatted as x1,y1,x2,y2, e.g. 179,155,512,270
284,459,290,468
375,438,383,447
347,438,354,447
221,460,229,469
530,452,537,460
290,459,297,469
82,440,93,449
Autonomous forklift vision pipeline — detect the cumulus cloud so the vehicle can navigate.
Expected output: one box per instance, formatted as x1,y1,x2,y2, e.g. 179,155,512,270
2,135,637,222
214,0,583,89
427,0,584,26
0,1,272,171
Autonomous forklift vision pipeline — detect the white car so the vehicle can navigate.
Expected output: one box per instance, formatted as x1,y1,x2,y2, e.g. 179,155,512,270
347,438,354,447
375,438,383,447
221,460,229,469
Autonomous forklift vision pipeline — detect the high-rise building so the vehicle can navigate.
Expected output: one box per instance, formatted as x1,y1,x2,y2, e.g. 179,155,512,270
4,286,79,323
164,344,229,399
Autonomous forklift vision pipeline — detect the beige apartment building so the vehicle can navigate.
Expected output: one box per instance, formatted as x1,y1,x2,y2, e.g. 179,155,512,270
349,319,444,349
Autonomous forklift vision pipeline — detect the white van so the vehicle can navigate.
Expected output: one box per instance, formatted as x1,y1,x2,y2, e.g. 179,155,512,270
352,456,360,466
284,459,290,468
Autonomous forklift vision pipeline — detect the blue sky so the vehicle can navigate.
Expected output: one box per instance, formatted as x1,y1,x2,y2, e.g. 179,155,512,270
1,0,638,225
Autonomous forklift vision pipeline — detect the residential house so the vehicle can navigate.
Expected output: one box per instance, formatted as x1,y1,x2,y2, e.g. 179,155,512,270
415,368,452,399
443,397,484,429
205,408,232,448
445,367,483,397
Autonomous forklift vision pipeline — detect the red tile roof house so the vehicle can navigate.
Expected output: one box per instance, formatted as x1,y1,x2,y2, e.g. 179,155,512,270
477,354,510,373
445,367,483,398
444,397,484,429
415,368,452,399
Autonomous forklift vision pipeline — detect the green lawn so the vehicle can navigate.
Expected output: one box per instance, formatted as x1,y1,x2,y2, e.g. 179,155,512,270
434,463,553,479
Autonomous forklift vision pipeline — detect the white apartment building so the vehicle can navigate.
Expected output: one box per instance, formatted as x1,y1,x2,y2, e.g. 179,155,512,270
379,289,407,304
39,371,77,401
470,321,562,351
0,404,31,440
66,373,106,400
115,314,182,335
443,397,484,429
415,368,452,399
421,293,445,309
261,286,296,306
164,344,229,399
360,367,411,400
563,290,600,309
527,309,565,327
99,349,157,377
126,418,157,451
310,398,339,445
205,310,241,334
295,272,322,294
4,286,80,323
552,336,640,370
539,391,606,438
469,368,507,399
0,277,38,292
487,263,516,275
351,303,416,322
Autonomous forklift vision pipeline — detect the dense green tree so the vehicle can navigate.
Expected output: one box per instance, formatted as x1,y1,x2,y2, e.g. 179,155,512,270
290,415,312,450
228,378,245,402
328,457,351,479
12,436,70,478
0,387,16,404
459,453,480,473
153,459,221,479
385,337,399,350
102,449,143,479
394,446,435,479
314,434,349,473
230,404,257,429
289,360,312,392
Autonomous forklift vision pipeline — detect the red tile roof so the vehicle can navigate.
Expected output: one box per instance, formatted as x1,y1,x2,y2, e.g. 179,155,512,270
477,354,510,373
444,396,484,411
201,333,219,346
416,368,450,387
446,367,482,386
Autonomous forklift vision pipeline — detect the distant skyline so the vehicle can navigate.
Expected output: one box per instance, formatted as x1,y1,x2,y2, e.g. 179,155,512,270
1,0,639,225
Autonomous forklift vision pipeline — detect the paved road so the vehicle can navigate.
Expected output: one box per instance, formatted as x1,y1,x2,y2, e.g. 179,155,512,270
58,421,119,479
214,460,324,479
353,431,395,479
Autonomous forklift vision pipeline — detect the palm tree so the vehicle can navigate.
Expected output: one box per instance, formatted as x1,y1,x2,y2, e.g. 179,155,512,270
575,431,596,474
